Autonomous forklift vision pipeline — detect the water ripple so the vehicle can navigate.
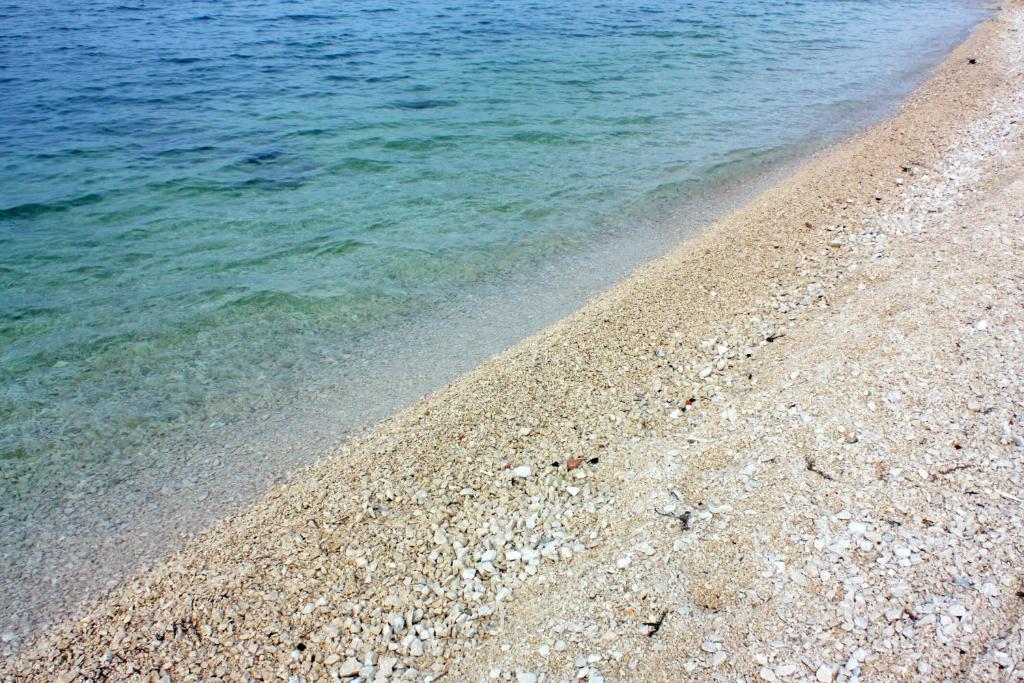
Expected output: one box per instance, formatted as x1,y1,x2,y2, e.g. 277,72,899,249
0,0,989,510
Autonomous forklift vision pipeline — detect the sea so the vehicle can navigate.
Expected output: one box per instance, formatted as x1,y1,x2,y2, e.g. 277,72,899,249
0,0,989,638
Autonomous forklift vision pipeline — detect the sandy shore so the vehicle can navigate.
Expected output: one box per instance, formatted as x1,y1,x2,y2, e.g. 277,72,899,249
5,2,1024,680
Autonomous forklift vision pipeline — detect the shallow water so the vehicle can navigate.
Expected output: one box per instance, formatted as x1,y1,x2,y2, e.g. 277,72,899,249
0,0,988,637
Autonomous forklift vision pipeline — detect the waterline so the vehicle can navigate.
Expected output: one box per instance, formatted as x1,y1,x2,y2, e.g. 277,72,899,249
0,0,989,637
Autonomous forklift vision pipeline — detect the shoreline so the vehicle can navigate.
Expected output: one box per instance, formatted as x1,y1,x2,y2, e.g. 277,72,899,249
0,9,977,648
0,87,840,648
5,2,1024,680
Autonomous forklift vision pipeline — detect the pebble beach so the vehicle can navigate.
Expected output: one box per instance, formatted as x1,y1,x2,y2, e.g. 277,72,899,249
4,1,1024,681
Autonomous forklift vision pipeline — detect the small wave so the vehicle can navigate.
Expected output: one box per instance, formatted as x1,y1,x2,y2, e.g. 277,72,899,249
509,130,581,145
0,193,103,220
3,305,59,322
283,128,329,139
642,178,696,205
160,56,205,65
382,136,460,152
328,157,392,173
146,172,309,196
243,149,284,165
390,99,456,111
237,176,307,191
633,30,681,38
66,265,114,279
282,13,331,21
221,289,359,319
153,145,217,158
316,238,368,257
213,238,368,272
606,115,659,125
365,75,411,83
554,78,597,87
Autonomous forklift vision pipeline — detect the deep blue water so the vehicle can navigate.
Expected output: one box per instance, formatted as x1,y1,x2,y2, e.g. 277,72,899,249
0,0,988,503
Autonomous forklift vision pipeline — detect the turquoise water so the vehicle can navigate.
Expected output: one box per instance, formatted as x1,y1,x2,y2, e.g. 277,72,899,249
0,1,987,507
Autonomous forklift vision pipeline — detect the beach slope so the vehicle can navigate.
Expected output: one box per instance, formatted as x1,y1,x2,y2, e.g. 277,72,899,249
4,2,1024,681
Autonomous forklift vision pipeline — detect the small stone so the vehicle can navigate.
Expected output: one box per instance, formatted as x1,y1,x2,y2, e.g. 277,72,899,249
338,657,362,677
409,638,424,657
993,652,1013,668
759,668,778,681
516,672,538,683
949,604,967,618
711,651,728,667
816,664,834,682
379,657,398,676
511,466,532,479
